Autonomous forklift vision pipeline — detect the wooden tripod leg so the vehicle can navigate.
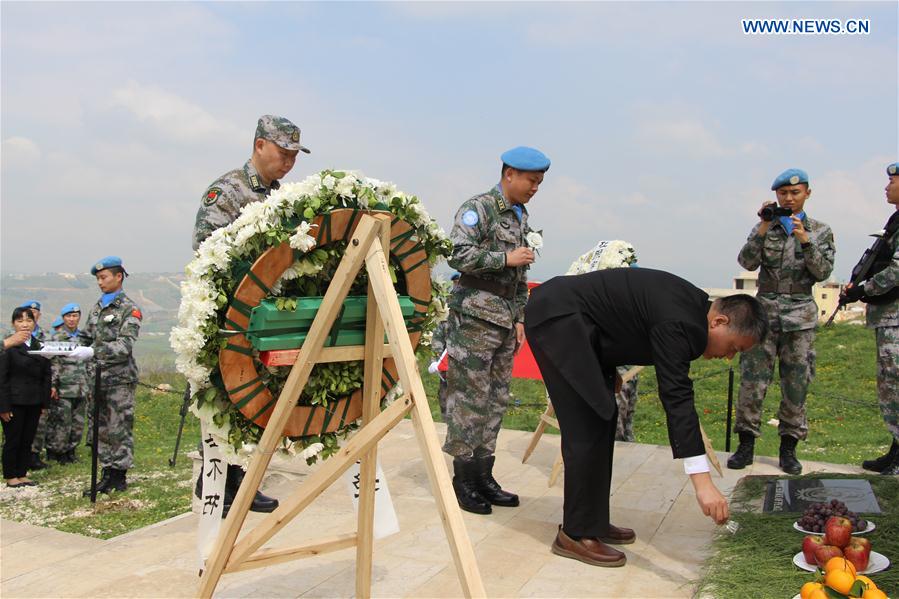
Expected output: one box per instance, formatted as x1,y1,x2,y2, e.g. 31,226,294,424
356,216,390,598
366,240,486,599
548,451,564,488
522,390,553,464
197,218,381,599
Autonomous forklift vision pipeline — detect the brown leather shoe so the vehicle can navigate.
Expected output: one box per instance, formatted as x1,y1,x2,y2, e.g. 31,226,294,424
551,528,626,567
600,523,636,545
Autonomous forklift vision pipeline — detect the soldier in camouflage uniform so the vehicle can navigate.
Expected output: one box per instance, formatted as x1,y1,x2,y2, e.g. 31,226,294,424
70,257,142,494
444,146,550,514
19,301,51,470
193,114,310,250
46,303,90,464
845,162,899,475
728,169,835,475
192,115,308,515
615,367,640,443
428,273,460,418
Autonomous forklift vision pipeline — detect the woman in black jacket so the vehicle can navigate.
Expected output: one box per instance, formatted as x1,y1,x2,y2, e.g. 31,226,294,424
0,307,52,487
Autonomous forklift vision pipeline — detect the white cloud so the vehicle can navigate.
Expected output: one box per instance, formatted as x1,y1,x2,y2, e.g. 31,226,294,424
1,137,42,170
110,81,246,145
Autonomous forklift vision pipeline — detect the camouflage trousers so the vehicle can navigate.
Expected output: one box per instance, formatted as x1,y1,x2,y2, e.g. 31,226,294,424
46,396,87,453
30,411,47,453
97,383,136,470
875,326,899,442
615,370,639,443
736,327,815,440
442,311,516,458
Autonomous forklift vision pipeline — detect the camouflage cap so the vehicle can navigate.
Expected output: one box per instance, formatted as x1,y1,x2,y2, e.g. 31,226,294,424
255,115,310,153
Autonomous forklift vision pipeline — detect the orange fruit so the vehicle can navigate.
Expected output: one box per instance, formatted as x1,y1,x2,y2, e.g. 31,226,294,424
825,568,856,595
862,589,887,599
825,556,857,577
808,589,828,599
856,575,877,591
801,581,824,599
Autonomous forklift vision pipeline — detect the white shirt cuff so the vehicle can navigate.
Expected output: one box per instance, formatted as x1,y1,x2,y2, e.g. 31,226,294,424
682,454,710,475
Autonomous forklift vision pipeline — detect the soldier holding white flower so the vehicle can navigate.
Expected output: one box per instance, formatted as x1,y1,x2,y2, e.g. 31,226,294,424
443,146,550,515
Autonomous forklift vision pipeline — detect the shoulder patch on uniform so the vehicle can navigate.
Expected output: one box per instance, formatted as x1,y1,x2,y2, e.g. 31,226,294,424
131,308,142,320
249,174,261,189
203,187,222,206
461,210,479,226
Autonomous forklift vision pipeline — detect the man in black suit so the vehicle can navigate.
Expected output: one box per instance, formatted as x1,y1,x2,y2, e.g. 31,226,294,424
524,268,767,567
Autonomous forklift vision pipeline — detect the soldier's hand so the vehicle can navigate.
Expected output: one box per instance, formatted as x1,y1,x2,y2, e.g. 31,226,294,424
0,412,12,423
51,388,59,401
3,330,30,349
792,215,809,244
506,247,535,267
841,284,865,304
755,202,775,235
513,323,525,356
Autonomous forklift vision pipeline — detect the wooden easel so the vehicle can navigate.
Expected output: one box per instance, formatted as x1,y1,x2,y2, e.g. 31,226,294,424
198,214,485,598
521,366,644,487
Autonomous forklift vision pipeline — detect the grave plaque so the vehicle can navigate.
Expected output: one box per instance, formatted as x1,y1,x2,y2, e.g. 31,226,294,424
762,478,881,513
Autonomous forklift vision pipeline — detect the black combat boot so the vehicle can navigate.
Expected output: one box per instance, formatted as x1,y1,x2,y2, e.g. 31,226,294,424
727,433,755,470
779,435,803,475
105,469,127,492
475,456,519,507
880,440,899,475
452,458,491,515
83,467,111,497
65,448,78,463
29,451,48,470
222,465,279,518
862,439,899,472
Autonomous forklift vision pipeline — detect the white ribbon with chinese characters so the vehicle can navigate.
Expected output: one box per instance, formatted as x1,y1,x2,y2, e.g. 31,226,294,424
343,459,400,539
197,420,228,572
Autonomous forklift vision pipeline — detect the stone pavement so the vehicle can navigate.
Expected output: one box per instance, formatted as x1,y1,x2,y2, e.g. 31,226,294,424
1,420,863,598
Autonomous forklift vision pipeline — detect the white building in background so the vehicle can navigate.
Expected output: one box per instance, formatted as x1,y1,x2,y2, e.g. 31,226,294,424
703,271,861,323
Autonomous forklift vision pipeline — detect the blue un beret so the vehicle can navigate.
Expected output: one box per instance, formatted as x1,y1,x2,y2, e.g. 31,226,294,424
91,256,127,276
887,163,899,176
501,146,551,172
771,168,809,190
20,300,41,311
61,303,81,316
51,317,64,329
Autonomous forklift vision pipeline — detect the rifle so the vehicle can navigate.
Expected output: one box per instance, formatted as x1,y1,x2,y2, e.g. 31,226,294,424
824,229,888,326
169,387,191,467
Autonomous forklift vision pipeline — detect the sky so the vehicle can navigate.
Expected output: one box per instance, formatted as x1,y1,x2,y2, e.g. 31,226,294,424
1,1,897,288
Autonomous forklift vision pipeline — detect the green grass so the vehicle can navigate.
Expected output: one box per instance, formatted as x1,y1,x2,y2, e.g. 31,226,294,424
695,474,899,598
1,323,893,543
423,323,894,467
0,372,198,538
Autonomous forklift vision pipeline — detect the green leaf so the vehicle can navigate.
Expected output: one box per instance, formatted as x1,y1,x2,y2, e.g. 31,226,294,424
848,580,866,596
822,586,848,599
303,207,315,219
331,171,345,179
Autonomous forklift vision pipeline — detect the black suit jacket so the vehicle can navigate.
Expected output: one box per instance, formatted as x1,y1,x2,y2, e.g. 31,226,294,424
0,340,52,413
525,268,709,458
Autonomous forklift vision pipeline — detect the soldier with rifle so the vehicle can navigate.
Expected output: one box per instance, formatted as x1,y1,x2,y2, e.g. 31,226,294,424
838,162,899,475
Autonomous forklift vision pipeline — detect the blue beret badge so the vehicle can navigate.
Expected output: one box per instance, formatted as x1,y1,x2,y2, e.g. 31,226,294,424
461,210,479,227
888,163,898,176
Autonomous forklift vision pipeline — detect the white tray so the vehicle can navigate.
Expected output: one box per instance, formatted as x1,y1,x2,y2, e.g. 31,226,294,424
792,550,890,574
793,520,875,535
27,349,76,356
28,341,78,357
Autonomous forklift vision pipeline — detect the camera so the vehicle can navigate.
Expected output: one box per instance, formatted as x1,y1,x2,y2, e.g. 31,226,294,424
760,204,793,222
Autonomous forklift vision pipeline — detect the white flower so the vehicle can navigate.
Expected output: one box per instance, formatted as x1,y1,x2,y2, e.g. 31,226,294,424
299,443,324,460
288,221,317,253
335,175,356,197
526,231,543,250
321,174,336,190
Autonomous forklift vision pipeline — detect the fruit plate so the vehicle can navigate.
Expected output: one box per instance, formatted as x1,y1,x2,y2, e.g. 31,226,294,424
792,550,890,574
793,520,875,535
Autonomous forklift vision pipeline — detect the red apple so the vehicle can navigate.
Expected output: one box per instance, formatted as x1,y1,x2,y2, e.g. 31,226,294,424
814,544,843,568
844,541,870,572
850,536,872,552
802,535,825,564
824,516,853,548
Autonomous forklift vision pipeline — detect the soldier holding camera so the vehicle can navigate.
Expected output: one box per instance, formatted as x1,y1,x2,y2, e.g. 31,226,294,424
728,168,835,475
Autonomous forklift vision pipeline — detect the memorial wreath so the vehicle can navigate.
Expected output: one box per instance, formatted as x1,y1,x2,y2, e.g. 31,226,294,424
171,170,451,464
